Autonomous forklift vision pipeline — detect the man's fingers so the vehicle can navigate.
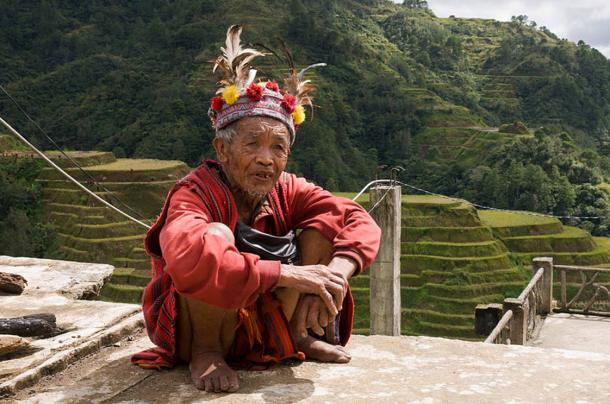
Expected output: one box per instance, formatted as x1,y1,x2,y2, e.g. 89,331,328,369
295,298,310,338
319,306,329,328
318,288,338,317
323,278,345,314
307,300,324,336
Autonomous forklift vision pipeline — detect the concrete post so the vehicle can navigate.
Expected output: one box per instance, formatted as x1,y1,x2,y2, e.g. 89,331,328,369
474,303,503,337
532,257,553,314
503,298,526,345
369,185,401,336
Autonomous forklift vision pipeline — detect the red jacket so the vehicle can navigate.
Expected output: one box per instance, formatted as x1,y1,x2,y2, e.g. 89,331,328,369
153,161,380,308
138,160,380,365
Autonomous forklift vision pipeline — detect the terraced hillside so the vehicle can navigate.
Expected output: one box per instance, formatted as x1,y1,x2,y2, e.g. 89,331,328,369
35,151,189,302
480,211,610,267
348,195,528,339
6,138,609,338
411,126,532,166
480,210,610,306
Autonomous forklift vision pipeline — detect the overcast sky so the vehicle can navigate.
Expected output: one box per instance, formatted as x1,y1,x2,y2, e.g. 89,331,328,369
422,0,610,58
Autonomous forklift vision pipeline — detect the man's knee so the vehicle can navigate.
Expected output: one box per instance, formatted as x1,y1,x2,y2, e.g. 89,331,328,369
206,222,235,244
298,229,333,265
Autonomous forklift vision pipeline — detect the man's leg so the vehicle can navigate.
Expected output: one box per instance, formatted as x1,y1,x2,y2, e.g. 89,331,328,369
176,223,239,393
276,229,351,363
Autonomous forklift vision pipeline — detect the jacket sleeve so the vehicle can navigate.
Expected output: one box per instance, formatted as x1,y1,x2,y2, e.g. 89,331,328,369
158,186,281,309
287,175,381,275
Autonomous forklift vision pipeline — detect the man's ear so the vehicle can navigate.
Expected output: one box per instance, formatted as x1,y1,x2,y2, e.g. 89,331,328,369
213,137,229,163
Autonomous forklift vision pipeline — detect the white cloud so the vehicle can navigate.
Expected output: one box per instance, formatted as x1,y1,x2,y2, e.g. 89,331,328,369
423,0,610,57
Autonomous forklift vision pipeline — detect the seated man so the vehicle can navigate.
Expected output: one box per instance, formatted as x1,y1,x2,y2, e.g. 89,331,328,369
132,25,381,393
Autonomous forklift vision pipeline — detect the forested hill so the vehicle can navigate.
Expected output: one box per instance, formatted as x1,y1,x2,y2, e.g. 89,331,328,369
1,0,610,196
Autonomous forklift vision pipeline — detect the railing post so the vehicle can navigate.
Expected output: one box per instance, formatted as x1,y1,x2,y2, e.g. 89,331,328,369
560,269,567,310
532,257,553,314
503,298,526,345
369,185,401,336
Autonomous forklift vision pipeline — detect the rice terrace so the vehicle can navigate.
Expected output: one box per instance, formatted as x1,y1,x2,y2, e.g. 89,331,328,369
1,0,610,402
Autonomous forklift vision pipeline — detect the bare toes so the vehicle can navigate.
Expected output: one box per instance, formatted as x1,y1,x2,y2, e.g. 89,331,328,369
220,375,230,392
204,377,214,392
228,374,240,392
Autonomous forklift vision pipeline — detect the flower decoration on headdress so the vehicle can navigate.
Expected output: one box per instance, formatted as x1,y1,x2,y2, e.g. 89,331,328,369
246,82,264,101
208,25,326,143
265,81,280,93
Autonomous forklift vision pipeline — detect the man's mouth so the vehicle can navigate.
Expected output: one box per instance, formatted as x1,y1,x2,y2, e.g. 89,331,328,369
253,172,273,181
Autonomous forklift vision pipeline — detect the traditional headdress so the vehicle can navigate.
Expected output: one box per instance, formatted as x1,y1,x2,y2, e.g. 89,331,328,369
208,25,325,144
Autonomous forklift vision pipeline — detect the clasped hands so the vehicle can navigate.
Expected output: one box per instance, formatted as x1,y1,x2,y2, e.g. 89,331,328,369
278,256,356,338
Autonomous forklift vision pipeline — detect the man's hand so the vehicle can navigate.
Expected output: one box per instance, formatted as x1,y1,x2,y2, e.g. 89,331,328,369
293,294,331,338
277,263,347,316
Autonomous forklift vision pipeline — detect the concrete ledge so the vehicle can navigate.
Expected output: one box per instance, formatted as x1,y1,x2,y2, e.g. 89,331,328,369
10,333,610,403
0,256,142,397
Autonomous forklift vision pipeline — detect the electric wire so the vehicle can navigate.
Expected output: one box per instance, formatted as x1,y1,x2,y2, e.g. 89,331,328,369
351,178,608,220
0,115,151,229
0,84,151,224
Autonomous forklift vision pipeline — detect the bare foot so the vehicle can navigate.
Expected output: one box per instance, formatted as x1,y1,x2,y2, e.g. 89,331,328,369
189,351,239,393
298,335,351,363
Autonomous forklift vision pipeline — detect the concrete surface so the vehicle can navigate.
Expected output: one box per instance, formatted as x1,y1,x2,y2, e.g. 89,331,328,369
0,256,143,396
533,313,610,354
9,332,610,403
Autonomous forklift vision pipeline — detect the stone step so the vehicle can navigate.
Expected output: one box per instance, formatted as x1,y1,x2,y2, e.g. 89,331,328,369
402,308,475,328
401,240,507,257
420,267,525,284
426,293,505,314
401,253,514,273
401,226,494,243
402,214,481,227
501,226,595,253
112,257,150,270
99,283,144,304
110,268,151,287
425,281,526,299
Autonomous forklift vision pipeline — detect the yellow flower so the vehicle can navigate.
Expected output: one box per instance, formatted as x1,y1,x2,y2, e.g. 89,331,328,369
222,85,239,105
292,105,305,125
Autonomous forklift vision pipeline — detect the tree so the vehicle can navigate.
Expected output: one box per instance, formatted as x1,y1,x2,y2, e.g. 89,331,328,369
403,0,428,9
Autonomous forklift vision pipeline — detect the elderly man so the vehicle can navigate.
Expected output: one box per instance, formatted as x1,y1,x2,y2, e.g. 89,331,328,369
132,26,381,393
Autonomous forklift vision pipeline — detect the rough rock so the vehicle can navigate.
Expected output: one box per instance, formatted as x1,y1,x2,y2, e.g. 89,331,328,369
0,272,27,294
0,335,28,358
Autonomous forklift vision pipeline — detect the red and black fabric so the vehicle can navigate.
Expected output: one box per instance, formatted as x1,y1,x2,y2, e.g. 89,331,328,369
131,160,374,369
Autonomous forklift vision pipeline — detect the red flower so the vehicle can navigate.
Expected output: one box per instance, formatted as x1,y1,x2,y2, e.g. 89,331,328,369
265,81,280,93
211,96,224,111
281,94,297,113
246,82,264,101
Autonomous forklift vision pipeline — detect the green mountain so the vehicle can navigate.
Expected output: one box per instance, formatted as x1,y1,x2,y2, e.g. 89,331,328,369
1,0,610,231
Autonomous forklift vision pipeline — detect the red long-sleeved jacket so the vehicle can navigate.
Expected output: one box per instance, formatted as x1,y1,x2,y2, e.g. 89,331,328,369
157,168,381,309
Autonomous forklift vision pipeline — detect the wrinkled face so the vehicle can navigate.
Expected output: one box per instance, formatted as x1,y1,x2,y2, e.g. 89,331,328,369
213,116,291,199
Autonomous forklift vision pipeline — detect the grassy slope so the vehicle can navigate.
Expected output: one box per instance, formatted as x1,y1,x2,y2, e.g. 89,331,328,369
2,1,606,187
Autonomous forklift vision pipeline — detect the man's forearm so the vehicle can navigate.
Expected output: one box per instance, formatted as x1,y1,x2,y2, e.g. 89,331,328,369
328,256,357,280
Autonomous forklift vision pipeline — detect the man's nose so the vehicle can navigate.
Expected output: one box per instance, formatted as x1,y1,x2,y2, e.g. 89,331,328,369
255,147,274,165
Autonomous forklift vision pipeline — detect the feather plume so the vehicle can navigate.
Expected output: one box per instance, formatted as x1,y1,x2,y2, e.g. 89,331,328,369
213,25,266,90
279,41,325,110
297,63,327,82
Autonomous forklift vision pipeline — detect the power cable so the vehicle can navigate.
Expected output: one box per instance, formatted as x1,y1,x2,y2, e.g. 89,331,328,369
0,115,151,229
0,84,151,224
